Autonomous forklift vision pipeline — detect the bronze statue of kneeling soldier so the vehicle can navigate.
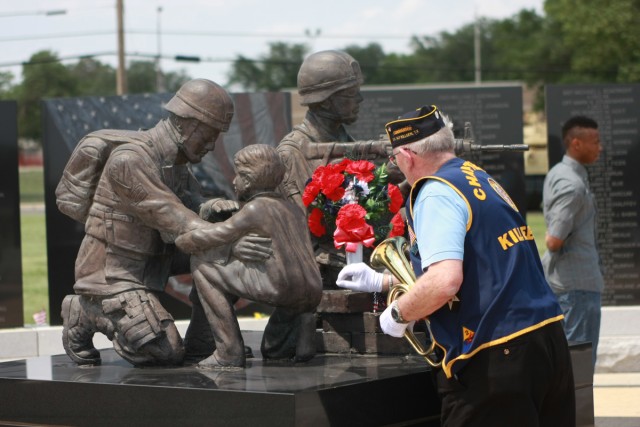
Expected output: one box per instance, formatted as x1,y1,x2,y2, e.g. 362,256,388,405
58,79,273,367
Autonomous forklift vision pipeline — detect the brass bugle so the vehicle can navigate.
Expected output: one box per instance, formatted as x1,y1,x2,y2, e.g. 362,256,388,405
370,236,441,368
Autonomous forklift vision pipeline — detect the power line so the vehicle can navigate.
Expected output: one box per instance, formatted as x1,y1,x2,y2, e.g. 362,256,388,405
0,9,66,17
0,29,421,44
0,3,113,18
126,29,419,41
0,31,114,43
0,52,116,67
0,52,234,68
0,50,579,79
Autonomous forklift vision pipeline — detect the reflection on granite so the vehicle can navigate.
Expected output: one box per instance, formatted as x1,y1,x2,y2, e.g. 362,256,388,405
0,344,594,427
1,349,430,393
0,349,440,427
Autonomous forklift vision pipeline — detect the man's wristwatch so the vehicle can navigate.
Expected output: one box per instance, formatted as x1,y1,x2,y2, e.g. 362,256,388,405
390,300,408,324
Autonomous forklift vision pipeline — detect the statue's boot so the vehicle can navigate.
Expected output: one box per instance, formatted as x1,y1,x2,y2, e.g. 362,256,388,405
261,310,317,363
294,312,317,363
260,308,302,361
197,350,244,371
183,323,215,364
184,288,252,364
61,294,101,365
183,289,217,364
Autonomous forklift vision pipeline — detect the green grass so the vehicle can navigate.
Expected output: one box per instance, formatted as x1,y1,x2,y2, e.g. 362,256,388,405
19,167,48,325
526,211,546,258
20,211,49,325
19,167,45,204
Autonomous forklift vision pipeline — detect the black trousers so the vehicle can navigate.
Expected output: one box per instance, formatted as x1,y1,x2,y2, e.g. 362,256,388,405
436,321,576,427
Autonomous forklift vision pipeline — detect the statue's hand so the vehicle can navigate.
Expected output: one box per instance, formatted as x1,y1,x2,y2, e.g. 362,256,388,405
200,199,239,221
233,233,273,262
373,140,392,157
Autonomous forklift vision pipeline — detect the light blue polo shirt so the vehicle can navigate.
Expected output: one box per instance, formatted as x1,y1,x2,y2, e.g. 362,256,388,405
413,180,468,271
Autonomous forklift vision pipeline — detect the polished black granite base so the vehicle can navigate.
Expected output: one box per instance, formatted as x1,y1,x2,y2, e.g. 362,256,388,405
0,337,594,427
0,348,440,427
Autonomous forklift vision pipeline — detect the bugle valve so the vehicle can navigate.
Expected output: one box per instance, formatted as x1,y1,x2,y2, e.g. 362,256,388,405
370,236,442,368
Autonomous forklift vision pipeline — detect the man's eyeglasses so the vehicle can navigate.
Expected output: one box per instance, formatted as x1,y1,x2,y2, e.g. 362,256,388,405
388,150,400,166
389,147,417,166
388,153,397,166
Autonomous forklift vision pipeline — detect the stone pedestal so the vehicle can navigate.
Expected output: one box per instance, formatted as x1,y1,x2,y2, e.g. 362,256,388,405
0,335,594,426
315,290,422,356
0,348,440,427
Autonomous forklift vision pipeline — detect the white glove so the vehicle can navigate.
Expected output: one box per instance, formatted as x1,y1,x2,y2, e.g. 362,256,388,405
379,304,413,338
336,263,383,293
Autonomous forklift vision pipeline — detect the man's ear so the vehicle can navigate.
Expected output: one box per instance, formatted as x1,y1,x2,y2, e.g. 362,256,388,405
401,147,415,166
566,137,580,153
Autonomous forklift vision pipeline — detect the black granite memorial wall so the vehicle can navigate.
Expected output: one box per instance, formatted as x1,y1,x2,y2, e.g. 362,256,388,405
546,84,640,306
349,84,527,215
0,101,23,328
42,92,291,325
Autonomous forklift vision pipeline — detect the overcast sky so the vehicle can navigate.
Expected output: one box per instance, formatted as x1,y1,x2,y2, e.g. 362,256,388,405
0,0,544,88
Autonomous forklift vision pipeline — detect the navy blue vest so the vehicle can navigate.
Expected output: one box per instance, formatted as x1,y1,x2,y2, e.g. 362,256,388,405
407,157,563,378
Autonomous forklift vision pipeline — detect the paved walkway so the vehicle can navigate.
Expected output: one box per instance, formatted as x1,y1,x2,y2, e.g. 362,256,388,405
594,373,640,426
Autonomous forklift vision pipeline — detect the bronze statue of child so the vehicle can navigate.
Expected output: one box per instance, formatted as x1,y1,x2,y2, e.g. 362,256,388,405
176,144,322,369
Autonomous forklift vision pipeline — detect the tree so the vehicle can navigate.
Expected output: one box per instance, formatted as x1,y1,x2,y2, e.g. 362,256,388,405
126,60,191,94
19,50,78,140
344,43,385,84
482,11,547,83
69,57,117,96
163,69,191,93
409,24,478,83
127,60,157,94
0,71,16,99
228,42,308,91
544,0,640,82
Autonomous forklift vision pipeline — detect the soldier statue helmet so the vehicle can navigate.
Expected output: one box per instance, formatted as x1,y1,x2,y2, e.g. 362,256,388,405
165,78,234,132
297,50,364,106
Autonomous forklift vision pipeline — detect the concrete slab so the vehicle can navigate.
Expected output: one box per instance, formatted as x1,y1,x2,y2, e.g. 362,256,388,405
596,306,640,373
0,318,268,362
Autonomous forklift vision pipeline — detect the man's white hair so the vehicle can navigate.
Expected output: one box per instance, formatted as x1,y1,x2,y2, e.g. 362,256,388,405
405,113,455,154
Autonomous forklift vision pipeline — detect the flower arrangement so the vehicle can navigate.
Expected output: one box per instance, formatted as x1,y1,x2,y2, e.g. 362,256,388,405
302,158,405,253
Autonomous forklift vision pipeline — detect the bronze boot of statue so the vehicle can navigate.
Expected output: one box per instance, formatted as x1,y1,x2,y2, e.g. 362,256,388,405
183,288,253,364
261,308,317,362
61,294,101,365
183,316,215,364
183,287,216,364
294,312,317,363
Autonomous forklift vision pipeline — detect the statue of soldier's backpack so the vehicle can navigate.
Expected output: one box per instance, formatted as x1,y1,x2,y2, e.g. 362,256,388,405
55,129,151,223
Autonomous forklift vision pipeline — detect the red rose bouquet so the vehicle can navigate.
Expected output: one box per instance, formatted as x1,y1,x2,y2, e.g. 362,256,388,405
303,158,405,253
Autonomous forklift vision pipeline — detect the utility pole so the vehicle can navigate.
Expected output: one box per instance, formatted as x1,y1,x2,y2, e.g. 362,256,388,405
116,0,127,95
155,6,165,93
474,13,481,85
304,28,321,53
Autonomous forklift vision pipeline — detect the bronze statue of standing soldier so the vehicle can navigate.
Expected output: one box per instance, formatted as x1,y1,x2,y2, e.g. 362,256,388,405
277,50,403,285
